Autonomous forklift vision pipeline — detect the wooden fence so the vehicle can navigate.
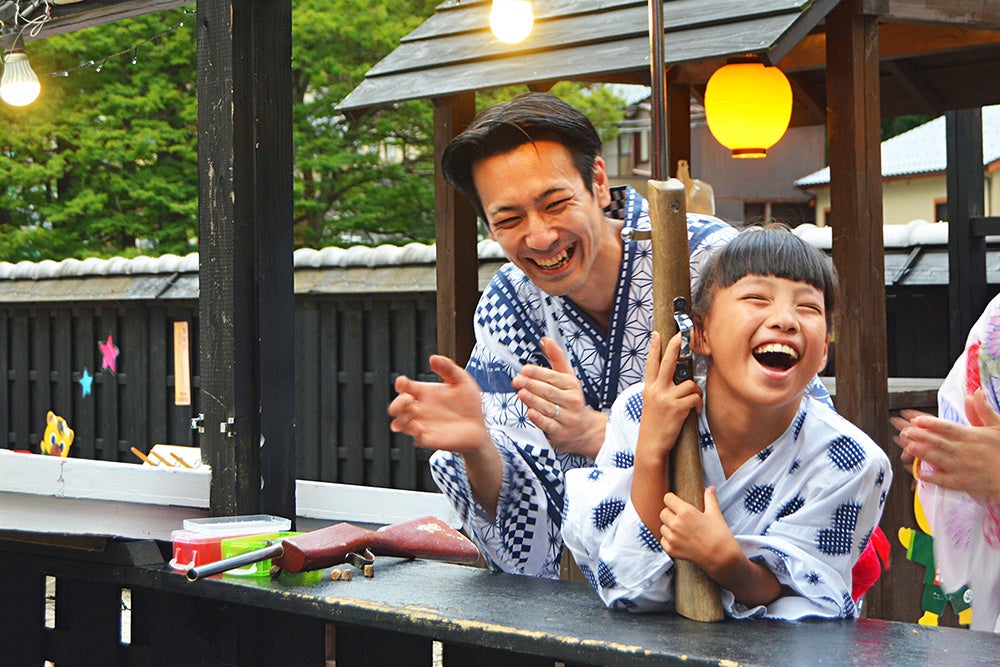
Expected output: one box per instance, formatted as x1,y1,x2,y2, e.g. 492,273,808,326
0,274,445,492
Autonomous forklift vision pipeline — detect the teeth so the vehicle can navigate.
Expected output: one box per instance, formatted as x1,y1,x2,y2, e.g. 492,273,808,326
754,343,798,359
535,247,571,270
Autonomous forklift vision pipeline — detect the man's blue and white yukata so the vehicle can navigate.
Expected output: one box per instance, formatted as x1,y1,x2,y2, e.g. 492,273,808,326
563,384,891,619
429,185,741,578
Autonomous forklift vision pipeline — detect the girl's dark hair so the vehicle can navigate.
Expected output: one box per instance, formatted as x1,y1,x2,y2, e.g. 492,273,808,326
441,92,602,220
692,223,839,326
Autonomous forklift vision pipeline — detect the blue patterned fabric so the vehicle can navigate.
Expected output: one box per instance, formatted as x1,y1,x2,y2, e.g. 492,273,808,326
562,383,891,619
428,186,738,578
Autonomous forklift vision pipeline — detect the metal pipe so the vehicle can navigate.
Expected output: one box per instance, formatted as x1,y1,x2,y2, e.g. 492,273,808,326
647,0,667,180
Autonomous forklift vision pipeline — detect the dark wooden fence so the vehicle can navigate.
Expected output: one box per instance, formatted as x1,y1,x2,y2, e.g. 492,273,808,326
0,273,445,492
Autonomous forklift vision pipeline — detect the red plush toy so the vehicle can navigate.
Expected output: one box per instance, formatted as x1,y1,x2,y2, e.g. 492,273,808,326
852,525,891,602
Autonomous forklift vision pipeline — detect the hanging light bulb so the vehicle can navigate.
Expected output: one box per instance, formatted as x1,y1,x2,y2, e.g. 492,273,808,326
490,0,534,44
1,51,41,107
704,58,792,159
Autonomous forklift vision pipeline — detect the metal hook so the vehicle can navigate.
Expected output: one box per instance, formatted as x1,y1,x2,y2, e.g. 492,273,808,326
673,297,694,384
345,548,375,569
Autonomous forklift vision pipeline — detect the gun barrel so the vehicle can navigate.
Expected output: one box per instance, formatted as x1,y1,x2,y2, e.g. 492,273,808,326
186,542,284,581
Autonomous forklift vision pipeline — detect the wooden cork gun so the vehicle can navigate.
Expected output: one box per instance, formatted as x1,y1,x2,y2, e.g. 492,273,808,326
186,515,480,581
647,179,725,622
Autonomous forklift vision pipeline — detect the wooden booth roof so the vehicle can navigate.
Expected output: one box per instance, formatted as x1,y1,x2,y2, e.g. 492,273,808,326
19,1,190,40
338,0,1000,124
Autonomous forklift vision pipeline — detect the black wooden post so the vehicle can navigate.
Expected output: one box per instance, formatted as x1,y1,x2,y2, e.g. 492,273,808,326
196,0,296,520
946,109,987,360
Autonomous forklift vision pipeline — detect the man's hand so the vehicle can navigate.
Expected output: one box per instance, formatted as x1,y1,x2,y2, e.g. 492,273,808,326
389,355,502,515
512,337,607,458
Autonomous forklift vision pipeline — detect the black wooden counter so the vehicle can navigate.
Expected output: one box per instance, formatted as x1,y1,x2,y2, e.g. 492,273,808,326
1,537,998,666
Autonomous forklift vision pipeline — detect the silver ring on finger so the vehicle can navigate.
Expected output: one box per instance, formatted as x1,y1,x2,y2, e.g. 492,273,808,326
553,404,560,420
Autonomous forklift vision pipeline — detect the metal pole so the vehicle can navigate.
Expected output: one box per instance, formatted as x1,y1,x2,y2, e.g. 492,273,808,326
648,0,667,180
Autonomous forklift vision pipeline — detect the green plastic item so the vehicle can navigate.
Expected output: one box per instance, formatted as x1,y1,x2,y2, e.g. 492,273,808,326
220,531,302,577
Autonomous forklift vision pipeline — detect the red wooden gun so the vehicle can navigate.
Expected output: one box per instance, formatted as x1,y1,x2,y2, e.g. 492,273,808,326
186,515,479,581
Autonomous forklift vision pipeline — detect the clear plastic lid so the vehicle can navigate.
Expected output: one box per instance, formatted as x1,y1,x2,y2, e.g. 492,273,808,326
182,514,291,535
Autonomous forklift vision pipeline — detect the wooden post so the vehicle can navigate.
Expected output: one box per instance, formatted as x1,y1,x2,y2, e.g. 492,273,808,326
666,81,691,178
648,179,724,622
826,0,890,618
825,1,888,445
946,109,988,359
433,93,479,365
196,0,296,520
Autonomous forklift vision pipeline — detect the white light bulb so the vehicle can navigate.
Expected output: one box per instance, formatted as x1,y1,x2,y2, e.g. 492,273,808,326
490,0,534,44
1,52,41,107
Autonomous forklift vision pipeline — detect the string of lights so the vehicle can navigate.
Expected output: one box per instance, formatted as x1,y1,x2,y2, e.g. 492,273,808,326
0,2,194,106
49,19,189,79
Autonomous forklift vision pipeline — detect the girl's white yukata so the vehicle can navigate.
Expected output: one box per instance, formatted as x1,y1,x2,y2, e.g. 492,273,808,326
563,383,891,619
920,292,1000,633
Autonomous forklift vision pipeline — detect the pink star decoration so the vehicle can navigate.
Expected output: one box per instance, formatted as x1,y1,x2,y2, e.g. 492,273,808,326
99,335,120,373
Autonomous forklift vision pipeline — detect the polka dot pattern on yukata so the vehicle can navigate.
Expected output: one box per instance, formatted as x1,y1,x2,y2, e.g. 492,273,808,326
593,498,627,531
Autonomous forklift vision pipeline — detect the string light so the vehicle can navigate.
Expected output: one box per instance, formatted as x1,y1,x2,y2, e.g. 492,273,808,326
49,21,186,78
0,5,192,106
1,50,40,105
0,0,51,106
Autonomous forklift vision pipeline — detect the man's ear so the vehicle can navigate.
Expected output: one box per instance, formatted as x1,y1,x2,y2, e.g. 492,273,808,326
592,157,611,208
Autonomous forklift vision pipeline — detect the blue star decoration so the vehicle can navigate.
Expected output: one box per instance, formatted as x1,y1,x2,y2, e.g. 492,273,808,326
79,368,94,398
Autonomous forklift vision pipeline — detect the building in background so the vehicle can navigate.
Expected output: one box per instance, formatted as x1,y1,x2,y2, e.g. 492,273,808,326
602,89,827,226
796,105,1000,227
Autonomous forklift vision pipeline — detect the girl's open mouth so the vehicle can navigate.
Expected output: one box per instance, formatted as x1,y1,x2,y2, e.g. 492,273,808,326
753,343,799,371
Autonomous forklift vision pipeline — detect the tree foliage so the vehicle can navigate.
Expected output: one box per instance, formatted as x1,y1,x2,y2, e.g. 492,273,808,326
0,12,199,261
0,2,626,260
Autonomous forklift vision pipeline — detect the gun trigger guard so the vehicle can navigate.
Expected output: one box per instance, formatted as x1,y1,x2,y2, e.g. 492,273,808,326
672,297,694,384
346,549,375,569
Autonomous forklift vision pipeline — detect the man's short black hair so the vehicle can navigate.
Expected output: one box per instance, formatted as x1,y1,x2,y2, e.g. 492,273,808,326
441,92,603,220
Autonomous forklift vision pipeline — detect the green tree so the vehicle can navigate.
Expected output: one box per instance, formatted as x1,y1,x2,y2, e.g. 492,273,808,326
0,3,627,259
292,0,440,247
0,12,198,261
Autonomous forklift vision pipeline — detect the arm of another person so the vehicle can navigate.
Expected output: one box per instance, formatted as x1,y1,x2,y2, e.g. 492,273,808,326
895,389,1000,502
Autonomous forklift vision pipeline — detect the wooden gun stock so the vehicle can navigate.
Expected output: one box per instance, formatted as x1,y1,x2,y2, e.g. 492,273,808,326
186,516,478,581
647,179,724,623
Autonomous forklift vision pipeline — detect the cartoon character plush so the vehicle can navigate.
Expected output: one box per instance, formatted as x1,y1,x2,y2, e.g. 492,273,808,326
898,470,972,627
40,411,74,457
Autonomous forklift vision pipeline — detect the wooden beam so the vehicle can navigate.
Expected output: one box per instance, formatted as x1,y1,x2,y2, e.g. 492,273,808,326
778,25,1000,72
877,0,1000,29
433,94,479,365
665,81,691,178
197,0,295,520
883,59,944,115
30,0,191,41
946,109,988,359
825,2,889,444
